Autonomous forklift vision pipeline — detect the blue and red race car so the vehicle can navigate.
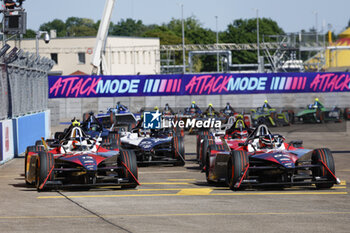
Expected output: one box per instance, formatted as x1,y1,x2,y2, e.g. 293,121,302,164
25,121,139,191
204,124,340,190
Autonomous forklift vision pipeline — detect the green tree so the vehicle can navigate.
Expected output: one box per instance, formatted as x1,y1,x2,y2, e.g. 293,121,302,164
221,18,284,64
23,29,36,38
39,19,67,37
110,18,147,37
66,17,97,36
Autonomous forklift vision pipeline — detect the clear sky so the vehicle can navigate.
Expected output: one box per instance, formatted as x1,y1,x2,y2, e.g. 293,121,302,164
22,0,350,34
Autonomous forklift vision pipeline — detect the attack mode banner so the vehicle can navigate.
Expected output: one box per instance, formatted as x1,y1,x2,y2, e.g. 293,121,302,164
48,72,350,98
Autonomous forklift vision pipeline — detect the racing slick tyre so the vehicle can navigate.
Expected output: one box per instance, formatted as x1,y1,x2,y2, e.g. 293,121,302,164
269,112,278,127
200,136,215,168
344,108,350,120
196,130,210,161
106,132,121,149
25,146,45,185
172,135,185,166
312,148,335,189
315,109,325,123
227,150,249,191
205,146,215,185
35,140,43,146
35,152,54,191
54,132,64,141
82,112,90,123
119,150,138,189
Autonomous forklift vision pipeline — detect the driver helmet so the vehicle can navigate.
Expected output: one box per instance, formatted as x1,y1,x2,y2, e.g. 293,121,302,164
191,101,196,108
264,100,268,104
315,98,319,102
259,135,275,149
208,103,213,107
154,106,159,111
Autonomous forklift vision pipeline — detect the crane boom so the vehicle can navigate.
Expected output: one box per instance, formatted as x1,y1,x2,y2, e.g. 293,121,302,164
91,0,116,75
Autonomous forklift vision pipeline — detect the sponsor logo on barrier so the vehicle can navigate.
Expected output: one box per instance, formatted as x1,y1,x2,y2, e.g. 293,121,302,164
48,72,350,98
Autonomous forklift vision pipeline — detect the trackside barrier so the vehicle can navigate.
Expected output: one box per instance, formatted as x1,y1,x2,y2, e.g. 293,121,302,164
0,119,14,164
12,110,50,157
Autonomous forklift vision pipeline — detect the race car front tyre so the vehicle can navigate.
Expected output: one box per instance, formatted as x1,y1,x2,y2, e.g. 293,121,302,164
25,146,45,185
227,150,249,190
119,150,138,189
35,152,54,191
311,148,335,189
173,136,185,166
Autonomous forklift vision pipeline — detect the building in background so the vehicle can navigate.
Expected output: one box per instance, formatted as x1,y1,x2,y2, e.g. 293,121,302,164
10,36,160,75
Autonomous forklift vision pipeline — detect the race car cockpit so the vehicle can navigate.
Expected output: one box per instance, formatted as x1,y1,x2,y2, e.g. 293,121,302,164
58,119,97,153
243,124,285,152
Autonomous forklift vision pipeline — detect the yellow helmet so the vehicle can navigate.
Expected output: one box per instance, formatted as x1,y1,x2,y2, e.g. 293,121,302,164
192,101,196,104
209,103,213,107
315,98,319,101
72,119,80,126
264,100,268,103
154,106,159,110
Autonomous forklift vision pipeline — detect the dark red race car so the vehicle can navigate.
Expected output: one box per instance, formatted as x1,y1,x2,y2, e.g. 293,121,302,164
204,124,340,190
25,122,139,191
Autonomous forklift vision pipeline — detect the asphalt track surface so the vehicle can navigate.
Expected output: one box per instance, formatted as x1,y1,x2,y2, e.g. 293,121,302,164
1,123,350,232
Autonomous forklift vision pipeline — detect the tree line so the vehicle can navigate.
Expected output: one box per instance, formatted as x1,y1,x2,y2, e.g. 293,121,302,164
23,17,348,72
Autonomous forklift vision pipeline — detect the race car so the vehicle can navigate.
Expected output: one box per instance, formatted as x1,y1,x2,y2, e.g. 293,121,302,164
203,124,340,190
296,98,343,123
25,121,139,191
250,100,293,127
120,126,185,166
197,116,251,168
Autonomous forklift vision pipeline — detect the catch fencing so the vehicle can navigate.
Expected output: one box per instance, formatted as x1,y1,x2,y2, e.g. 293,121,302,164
0,48,54,119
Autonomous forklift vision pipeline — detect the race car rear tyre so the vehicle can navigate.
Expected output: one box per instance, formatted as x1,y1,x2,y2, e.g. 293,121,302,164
311,148,335,189
25,146,45,185
227,150,249,190
200,136,215,168
344,108,350,120
82,112,90,123
35,152,54,191
316,109,325,123
173,136,185,166
107,132,121,148
119,150,138,189
54,132,64,141
35,140,43,146
205,146,215,184
196,131,209,161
